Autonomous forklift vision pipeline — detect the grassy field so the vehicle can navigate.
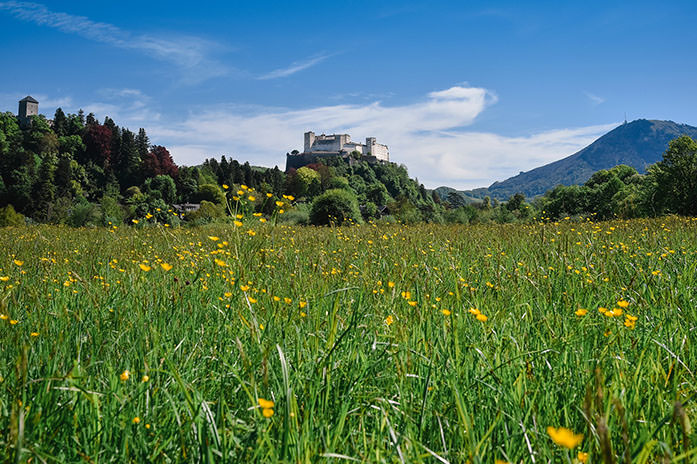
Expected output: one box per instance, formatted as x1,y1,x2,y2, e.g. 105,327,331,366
1,217,697,463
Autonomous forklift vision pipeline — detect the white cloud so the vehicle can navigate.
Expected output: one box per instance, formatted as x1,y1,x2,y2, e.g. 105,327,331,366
136,85,614,190
258,54,331,80
584,91,605,106
0,1,228,83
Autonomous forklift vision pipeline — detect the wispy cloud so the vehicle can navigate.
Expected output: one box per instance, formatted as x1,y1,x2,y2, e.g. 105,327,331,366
0,1,228,83
584,91,605,106
130,85,614,190
258,54,331,80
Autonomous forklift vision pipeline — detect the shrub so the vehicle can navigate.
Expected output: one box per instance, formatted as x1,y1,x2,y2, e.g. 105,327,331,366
310,189,362,225
0,204,25,227
279,203,310,225
185,200,224,225
67,200,101,227
196,184,225,205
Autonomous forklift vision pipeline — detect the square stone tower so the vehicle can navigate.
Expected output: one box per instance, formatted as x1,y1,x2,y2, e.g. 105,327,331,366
18,96,38,127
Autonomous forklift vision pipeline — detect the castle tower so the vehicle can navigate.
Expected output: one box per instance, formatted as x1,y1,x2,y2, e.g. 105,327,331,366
304,131,316,153
18,96,38,127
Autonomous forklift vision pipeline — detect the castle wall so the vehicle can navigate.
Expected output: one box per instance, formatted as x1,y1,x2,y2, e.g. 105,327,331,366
299,131,389,163
370,143,389,161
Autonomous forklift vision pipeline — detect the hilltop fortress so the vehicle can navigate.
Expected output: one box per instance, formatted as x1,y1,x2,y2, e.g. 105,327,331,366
286,131,389,171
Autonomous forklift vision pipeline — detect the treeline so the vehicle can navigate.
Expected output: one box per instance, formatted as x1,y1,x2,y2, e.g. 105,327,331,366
0,109,292,226
1,106,695,227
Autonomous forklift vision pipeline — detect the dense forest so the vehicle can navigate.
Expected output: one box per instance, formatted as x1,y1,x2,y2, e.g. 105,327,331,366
1,108,696,227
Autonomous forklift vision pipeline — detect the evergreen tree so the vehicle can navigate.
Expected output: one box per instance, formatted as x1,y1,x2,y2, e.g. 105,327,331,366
32,154,58,221
135,128,150,160
55,154,74,200
53,108,68,136
119,129,141,188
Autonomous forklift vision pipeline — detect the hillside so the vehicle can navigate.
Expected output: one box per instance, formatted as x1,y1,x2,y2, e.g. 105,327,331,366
441,119,697,201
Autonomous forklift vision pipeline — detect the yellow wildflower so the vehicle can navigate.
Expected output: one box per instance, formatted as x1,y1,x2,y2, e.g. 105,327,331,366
120,370,130,381
547,426,583,448
139,264,151,272
13,259,23,266
160,263,173,271
575,309,588,316
258,398,274,409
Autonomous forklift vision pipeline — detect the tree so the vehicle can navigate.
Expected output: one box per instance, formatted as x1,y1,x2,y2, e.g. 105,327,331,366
143,145,178,179
310,189,362,225
196,184,225,205
82,123,112,169
135,128,150,160
289,166,321,198
144,175,177,204
650,135,697,216
118,129,141,188
32,154,58,221
53,108,68,136
55,154,74,199
58,135,86,157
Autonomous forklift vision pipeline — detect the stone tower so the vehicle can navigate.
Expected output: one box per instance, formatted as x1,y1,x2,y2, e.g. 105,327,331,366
18,96,38,127
304,131,316,152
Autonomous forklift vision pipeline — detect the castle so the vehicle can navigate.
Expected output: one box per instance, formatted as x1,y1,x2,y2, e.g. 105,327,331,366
287,131,389,171
18,95,39,127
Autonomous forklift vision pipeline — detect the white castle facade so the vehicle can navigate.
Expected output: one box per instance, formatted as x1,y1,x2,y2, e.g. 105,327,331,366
303,131,389,161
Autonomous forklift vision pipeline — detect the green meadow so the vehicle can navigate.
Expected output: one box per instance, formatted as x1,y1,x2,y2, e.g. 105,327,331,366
2,217,697,463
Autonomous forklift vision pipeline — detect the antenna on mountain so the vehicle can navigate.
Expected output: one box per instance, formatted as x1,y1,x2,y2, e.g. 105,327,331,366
624,113,627,125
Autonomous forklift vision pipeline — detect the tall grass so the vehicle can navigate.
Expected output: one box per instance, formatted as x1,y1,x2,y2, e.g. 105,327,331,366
1,217,696,462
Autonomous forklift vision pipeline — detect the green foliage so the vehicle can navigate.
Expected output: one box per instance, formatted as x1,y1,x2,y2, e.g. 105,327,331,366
144,175,177,204
100,195,126,226
649,135,697,216
290,166,321,198
196,184,225,205
278,202,310,225
58,135,85,157
67,199,101,227
310,188,362,225
185,200,224,224
0,204,24,226
387,196,422,224
361,201,378,220
326,176,350,191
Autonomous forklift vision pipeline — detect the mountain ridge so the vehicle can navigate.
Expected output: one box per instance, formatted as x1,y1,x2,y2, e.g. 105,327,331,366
437,119,697,201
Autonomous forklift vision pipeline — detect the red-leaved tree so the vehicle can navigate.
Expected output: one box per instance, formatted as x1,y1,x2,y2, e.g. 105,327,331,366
143,145,179,179
82,123,112,169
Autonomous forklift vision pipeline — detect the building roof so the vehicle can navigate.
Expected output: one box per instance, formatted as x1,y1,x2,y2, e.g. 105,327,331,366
20,96,38,103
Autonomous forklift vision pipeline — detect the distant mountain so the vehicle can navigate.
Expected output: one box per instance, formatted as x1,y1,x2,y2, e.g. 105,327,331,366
437,119,697,201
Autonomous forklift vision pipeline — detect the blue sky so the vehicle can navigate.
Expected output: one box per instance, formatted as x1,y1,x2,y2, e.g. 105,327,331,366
2,0,697,189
